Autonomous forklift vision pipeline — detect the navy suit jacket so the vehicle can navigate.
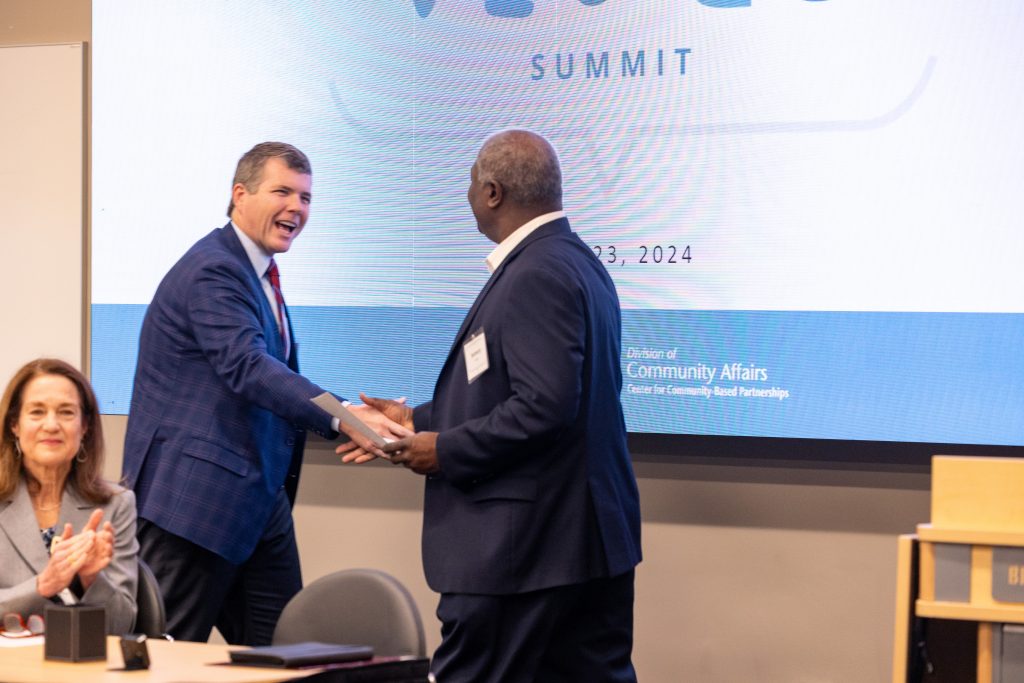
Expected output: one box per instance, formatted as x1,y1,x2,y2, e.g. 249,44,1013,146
413,217,642,595
123,224,334,564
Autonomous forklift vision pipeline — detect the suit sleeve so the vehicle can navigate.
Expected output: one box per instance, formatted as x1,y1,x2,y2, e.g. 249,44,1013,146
0,491,139,634
0,491,65,617
0,572,47,619
413,401,433,432
187,258,335,435
79,489,138,635
436,265,585,485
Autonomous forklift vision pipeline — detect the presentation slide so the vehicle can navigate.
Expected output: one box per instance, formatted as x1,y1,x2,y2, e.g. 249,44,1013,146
92,1,1024,450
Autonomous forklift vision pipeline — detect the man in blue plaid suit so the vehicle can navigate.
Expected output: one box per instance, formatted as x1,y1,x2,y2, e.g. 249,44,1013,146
123,142,406,645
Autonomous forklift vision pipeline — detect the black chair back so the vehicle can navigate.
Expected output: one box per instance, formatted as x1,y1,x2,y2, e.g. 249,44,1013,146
134,558,167,637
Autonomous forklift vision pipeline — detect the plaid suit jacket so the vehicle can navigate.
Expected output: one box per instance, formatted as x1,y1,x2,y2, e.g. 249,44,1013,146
123,224,333,564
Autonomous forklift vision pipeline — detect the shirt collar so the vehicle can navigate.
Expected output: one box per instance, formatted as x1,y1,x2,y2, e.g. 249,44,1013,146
485,210,566,273
231,222,274,278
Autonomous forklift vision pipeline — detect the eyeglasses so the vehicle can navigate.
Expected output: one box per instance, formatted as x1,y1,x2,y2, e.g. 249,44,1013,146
2,612,45,637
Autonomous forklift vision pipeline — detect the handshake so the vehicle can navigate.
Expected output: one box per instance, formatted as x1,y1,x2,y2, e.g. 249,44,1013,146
332,394,440,475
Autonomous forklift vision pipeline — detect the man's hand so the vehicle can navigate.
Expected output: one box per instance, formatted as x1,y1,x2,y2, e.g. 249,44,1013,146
336,394,414,463
382,431,440,475
360,393,413,430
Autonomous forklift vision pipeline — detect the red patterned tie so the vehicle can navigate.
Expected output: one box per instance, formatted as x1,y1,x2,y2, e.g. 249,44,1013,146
266,259,290,357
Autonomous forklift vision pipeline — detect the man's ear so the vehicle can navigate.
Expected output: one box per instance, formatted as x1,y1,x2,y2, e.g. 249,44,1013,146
486,180,504,209
231,183,248,214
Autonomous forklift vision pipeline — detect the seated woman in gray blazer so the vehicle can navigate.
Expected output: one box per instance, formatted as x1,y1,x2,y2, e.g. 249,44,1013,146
0,358,137,635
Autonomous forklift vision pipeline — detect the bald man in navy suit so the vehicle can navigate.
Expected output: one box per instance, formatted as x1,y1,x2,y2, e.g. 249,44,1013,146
344,130,642,682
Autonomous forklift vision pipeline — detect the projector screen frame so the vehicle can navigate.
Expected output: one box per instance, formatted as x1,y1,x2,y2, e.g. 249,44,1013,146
627,433,1024,467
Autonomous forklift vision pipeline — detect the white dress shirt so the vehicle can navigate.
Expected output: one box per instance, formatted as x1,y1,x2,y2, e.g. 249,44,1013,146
231,222,290,357
485,210,566,273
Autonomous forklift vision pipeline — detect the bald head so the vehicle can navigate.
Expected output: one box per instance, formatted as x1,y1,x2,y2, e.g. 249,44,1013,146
475,130,563,211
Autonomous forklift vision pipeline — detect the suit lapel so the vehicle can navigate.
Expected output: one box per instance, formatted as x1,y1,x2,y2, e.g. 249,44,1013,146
448,269,501,356
217,224,289,363
285,306,299,370
0,482,53,574
446,218,572,356
60,486,100,532
432,219,572,394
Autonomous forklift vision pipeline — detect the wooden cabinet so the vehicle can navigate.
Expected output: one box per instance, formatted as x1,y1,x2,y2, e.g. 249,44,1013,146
894,456,1024,683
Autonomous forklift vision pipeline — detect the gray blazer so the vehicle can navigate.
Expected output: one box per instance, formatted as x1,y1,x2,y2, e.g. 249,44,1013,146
0,480,138,634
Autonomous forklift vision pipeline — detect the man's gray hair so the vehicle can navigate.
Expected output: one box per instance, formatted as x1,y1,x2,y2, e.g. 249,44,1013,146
226,142,311,217
476,130,562,208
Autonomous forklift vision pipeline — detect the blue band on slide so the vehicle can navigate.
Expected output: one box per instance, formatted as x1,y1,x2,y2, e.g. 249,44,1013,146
92,304,1024,446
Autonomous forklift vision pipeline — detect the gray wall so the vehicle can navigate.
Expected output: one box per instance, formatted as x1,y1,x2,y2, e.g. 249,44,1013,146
3,2,930,679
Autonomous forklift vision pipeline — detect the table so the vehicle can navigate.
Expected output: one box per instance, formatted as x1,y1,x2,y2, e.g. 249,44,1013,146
0,636,347,683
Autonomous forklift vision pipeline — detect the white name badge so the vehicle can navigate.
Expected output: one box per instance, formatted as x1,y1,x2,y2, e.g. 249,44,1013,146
463,329,489,384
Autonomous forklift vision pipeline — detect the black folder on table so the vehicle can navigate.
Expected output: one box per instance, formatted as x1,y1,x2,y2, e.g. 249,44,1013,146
229,641,374,667
305,655,431,682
